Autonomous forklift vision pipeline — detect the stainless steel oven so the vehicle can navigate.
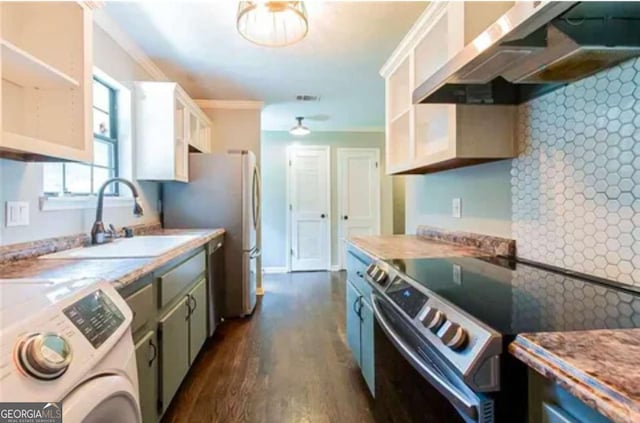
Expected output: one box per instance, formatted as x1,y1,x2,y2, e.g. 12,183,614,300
372,293,494,423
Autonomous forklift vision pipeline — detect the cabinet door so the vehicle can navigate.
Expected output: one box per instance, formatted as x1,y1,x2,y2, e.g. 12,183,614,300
346,280,362,367
159,298,190,413
174,98,188,182
188,278,208,364
360,299,375,397
135,330,159,423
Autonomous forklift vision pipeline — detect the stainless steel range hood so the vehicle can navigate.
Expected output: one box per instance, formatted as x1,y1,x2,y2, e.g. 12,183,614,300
413,2,640,105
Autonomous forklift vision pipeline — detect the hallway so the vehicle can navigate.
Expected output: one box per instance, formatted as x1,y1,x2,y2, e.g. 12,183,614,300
162,271,376,423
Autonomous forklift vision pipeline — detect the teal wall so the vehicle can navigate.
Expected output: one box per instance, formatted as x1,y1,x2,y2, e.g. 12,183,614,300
404,160,512,238
261,131,394,268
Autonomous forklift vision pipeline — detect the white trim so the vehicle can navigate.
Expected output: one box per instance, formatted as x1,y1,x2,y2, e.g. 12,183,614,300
286,145,332,272
92,9,168,82
262,267,288,274
40,196,134,212
195,100,264,110
379,1,448,78
336,148,382,270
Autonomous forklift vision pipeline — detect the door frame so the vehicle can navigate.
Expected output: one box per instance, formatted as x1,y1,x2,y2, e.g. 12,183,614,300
286,145,332,272
337,147,381,270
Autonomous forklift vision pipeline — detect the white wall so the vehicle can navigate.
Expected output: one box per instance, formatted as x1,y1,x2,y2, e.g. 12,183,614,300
0,25,160,245
261,130,393,268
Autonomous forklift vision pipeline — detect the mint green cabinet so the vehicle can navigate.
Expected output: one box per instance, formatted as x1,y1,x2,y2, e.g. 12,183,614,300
360,299,375,395
345,247,375,397
346,280,362,367
135,330,159,423
188,278,208,364
159,297,190,413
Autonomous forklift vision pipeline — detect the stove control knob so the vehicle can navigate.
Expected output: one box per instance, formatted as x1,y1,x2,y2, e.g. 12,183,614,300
16,333,72,380
438,321,468,351
366,264,378,278
373,268,388,286
421,307,446,332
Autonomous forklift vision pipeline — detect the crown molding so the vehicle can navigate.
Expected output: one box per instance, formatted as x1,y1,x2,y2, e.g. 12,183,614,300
379,1,448,78
195,100,265,110
92,9,168,82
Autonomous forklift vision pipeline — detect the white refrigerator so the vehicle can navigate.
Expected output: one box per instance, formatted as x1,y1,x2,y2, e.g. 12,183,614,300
163,150,260,318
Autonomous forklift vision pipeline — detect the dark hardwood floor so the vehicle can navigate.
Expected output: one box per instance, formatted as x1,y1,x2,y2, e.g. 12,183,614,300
162,271,376,423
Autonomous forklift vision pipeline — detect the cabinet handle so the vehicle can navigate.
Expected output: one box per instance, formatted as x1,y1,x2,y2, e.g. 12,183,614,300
185,295,192,319
190,294,197,313
148,338,158,366
352,296,363,320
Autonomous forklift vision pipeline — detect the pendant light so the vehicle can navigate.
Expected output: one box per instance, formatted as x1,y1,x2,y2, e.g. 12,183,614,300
290,117,310,136
237,1,309,47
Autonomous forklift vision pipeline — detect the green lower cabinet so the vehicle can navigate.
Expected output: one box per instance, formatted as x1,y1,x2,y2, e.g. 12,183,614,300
159,297,190,414
346,280,362,367
135,330,159,423
188,278,208,364
360,299,375,396
529,370,612,423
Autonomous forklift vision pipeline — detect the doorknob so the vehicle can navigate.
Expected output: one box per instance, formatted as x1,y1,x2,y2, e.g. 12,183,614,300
343,215,349,220
321,214,326,219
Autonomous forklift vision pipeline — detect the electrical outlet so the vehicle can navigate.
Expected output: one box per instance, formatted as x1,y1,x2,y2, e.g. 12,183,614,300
452,264,463,285
6,201,29,227
452,198,462,218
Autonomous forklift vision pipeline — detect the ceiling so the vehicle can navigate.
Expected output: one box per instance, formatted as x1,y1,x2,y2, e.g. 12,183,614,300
104,1,427,132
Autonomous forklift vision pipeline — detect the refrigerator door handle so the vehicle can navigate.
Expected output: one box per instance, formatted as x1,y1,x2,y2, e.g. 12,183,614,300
252,167,261,230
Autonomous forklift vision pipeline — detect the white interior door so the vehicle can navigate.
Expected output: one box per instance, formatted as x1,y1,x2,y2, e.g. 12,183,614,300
288,146,331,271
338,148,381,269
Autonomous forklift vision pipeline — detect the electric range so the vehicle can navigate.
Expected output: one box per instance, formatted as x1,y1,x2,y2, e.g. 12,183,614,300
366,255,640,423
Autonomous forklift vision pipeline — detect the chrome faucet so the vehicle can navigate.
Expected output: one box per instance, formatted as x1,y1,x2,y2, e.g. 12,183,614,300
91,177,144,245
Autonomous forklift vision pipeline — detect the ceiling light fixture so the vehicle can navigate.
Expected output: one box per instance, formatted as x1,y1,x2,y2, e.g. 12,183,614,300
237,1,309,47
290,116,310,136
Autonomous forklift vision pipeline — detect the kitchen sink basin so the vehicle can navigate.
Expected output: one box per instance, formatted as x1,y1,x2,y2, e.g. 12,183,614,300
41,235,200,259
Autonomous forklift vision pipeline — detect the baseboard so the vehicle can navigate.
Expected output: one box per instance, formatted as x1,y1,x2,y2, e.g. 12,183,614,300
262,266,288,274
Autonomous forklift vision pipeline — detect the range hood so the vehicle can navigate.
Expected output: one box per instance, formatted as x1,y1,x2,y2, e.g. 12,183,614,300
413,2,640,105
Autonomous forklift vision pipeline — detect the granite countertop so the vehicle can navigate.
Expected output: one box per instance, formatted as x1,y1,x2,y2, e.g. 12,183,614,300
510,330,640,423
0,228,225,290
346,226,516,260
346,235,484,260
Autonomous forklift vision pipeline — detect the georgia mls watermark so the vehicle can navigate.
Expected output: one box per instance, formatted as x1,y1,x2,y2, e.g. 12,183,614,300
0,403,62,423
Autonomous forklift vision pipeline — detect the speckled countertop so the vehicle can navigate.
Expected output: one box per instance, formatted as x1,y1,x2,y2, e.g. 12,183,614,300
346,235,485,260
0,228,225,290
510,330,640,423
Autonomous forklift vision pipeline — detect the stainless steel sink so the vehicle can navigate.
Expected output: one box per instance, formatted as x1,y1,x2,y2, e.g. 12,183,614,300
40,235,200,259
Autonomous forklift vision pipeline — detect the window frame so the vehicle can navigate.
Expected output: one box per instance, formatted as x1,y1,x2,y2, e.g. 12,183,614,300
43,77,119,197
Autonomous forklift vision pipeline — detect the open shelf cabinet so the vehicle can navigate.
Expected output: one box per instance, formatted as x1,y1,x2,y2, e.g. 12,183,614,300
0,2,93,162
381,1,517,175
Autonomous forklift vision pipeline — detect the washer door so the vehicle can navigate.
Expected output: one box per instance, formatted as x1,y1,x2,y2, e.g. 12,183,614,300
63,375,141,423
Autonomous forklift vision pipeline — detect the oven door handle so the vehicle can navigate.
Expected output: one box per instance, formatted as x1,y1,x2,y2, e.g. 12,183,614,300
371,294,482,422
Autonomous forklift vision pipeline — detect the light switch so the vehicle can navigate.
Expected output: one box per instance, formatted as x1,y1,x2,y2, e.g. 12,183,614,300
452,198,462,218
6,201,29,227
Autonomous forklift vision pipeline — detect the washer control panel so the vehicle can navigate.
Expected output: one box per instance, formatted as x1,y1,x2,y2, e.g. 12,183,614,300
63,290,125,349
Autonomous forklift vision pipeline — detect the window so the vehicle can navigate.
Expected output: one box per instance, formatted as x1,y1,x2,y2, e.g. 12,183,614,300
43,78,119,196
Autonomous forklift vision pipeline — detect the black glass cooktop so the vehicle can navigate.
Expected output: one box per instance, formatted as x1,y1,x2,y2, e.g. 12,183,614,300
386,257,640,337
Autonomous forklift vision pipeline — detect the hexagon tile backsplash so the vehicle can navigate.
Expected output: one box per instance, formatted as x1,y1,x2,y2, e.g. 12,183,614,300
512,57,640,287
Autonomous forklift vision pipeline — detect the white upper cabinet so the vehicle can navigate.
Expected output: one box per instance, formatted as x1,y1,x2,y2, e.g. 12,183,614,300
381,1,517,175
135,82,212,182
0,2,93,162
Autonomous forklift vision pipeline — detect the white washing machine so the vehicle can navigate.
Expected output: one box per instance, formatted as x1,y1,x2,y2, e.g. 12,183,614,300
0,278,141,422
